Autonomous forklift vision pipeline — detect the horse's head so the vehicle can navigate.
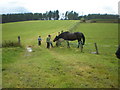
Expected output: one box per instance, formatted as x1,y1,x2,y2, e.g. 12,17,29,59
53,36,59,42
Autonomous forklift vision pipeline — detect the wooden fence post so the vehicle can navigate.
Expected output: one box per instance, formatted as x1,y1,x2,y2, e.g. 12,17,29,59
79,41,83,52
94,43,99,54
18,36,20,44
80,44,83,52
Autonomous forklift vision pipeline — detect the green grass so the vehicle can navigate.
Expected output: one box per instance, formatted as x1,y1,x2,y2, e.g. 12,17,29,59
2,47,23,64
92,19,118,21
2,20,77,46
92,19,118,23
2,20,118,88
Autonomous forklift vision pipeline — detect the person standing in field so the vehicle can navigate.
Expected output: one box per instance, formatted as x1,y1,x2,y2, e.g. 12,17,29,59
116,45,120,59
56,32,61,47
38,36,42,46
46,35,53,48
61,30,64,33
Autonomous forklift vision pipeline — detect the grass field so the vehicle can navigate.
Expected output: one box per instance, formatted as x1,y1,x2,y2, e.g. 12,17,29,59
2,20,118,88
91,19,118,23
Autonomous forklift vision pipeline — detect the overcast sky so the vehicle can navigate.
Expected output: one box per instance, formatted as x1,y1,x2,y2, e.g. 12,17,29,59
0,0,119,15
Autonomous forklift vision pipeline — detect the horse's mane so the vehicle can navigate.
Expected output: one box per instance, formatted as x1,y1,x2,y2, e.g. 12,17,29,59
61,31,69,35
64,31,69,33
58,31,69,37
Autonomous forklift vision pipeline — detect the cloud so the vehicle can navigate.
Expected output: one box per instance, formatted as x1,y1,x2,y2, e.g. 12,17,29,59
0,6,29,14
102,6,116,14
0,0,30,14
0,0,119,15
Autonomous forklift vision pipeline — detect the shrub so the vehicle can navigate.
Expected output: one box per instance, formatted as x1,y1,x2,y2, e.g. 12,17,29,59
2,41,22,48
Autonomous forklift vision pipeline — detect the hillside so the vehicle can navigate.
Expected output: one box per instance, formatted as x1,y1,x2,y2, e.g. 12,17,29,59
2,20,118,88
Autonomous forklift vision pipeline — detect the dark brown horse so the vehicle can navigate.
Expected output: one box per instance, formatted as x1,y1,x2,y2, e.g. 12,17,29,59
53,31,85,48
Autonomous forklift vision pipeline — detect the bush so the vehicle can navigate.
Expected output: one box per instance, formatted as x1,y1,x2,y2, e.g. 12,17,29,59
2,41,22,48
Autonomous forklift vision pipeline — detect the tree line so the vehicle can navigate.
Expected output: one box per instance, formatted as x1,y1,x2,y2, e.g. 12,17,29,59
2,10,59,23
1,10,119,23
82,14,119,20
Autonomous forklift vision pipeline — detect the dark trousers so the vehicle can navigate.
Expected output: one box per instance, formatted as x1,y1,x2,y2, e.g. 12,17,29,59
51,43,53,47
47,42,53,48
47,42,50,48
38,41,41,45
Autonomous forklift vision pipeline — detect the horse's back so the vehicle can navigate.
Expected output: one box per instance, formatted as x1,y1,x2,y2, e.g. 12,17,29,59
74,32,83,37
74,32,82,34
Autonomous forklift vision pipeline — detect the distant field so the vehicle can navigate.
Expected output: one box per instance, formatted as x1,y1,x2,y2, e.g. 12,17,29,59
2,20,118,88
92,19,118,23
2,20,78,46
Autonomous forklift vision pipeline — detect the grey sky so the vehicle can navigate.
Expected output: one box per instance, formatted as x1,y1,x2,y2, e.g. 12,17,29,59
0,0,119,15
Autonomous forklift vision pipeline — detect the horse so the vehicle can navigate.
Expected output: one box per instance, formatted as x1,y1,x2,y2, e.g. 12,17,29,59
53,31,85,48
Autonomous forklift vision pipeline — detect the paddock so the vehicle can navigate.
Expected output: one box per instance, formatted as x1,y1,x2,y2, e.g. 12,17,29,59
2,20,118,88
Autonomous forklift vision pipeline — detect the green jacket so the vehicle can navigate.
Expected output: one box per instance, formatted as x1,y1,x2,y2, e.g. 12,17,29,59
46,37,51,43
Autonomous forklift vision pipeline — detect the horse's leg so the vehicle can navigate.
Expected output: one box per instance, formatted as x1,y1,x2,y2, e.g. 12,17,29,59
77,39,81,48
67,41,70,48
56,41,59,47
78,41,80,48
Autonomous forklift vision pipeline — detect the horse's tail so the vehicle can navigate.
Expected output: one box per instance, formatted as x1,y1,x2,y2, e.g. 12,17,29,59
81,33,85,45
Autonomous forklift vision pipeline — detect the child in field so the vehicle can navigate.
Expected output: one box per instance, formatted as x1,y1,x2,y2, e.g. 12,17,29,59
38,36,42,46
56,32,61,47
46,35,53,48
